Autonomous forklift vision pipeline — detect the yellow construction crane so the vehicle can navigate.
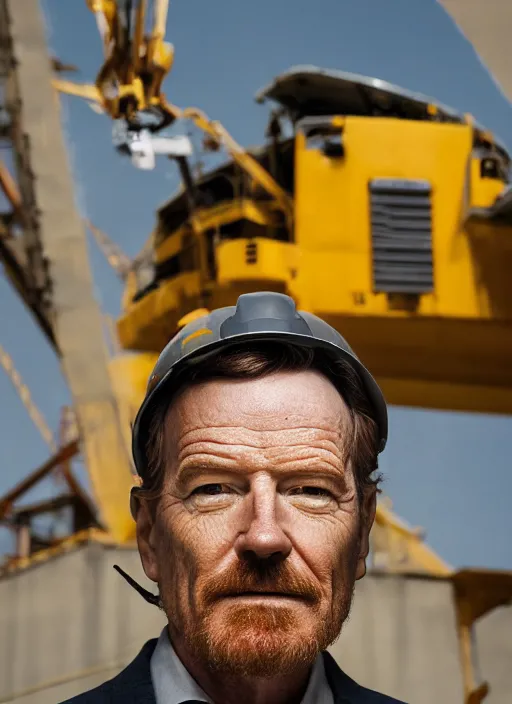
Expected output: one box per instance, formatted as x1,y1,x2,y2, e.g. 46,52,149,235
53,5,512,424
115,66,512,420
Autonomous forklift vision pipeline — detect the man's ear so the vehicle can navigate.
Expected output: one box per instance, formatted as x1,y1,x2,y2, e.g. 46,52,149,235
135,498,159,584
355,486,377,581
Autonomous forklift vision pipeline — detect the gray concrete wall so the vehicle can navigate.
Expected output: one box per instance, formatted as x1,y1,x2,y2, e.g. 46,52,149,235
475,605,512,702
0,546,165,704
330,573,464,703
0,544,510,703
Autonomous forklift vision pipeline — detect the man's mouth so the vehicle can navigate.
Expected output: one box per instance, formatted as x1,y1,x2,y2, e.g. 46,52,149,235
221,591,306,600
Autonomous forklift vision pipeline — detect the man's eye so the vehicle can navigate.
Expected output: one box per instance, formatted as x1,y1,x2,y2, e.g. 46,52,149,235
191,483,230,496
188,483,239,510
286,486,336,511
289,487,332,497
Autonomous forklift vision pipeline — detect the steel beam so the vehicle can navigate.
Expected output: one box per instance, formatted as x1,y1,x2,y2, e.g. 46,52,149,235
2,0,136,541
0,221,56,347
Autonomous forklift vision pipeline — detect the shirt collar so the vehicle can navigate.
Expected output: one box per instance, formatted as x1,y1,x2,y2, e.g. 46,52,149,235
150,628,333,704
301,652,334,704
150,628,211,703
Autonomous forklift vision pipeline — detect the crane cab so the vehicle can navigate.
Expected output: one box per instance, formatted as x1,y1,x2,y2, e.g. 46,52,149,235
117,66,512,416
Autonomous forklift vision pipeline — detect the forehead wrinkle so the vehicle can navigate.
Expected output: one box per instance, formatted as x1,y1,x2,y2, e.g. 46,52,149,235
175,437,346,480
262,443,344,467
165,421,353,480
173,423,347,453
162,371,355,472
178,438,344,463
175,452,347,485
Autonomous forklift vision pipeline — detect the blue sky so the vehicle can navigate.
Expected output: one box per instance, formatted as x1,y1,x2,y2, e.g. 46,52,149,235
1,0,511,569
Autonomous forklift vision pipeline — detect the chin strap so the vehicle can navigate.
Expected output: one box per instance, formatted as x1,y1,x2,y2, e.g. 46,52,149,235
113,564,162,608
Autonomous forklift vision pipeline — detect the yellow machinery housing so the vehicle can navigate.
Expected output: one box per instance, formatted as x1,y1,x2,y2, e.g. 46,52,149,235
118,67,512,417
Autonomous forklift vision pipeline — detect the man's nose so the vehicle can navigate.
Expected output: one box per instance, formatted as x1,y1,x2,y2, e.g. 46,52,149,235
234,488,292,562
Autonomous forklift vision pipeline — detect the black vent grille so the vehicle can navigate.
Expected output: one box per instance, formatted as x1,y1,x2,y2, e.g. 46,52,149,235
246,241,257,264
369,179,433,294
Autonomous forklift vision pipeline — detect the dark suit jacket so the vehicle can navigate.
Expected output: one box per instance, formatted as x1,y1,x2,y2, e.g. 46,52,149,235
61,639,406,703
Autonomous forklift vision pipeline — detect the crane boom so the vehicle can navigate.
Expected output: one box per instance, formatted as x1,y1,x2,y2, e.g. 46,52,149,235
85,0,176,130
84,219,133,279
53,76,294,221
4,0,136,541
175,105,294,223
51,1,293,219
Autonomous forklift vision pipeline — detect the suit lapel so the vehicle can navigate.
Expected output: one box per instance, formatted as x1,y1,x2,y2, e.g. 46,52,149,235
110,640,158,704
323,651,364,703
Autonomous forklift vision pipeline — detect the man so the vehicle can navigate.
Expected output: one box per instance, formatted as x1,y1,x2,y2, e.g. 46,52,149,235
64,292,404,704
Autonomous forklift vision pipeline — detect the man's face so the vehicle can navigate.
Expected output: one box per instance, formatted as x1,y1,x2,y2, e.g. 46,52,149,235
137,370,376,677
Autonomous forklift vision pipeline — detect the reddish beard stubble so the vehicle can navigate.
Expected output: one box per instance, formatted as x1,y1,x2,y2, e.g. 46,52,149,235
179,553,359,678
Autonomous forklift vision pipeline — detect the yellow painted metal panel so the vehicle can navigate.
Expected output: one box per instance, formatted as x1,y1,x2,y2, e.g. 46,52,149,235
216,238,296,284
